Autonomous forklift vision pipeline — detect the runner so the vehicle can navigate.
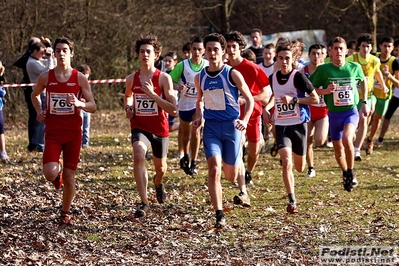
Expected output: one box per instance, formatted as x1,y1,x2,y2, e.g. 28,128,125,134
346,33,388,161
224,31,270,188
192,33,254,228
366,36,399,153
267,40,319,213
124,34,177,218
31,36,97,225
169,37,209,175
373,38,399,147
301,44,329,178
310,36,368,192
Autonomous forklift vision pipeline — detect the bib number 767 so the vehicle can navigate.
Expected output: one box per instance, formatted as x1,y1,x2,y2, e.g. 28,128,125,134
136,99,155,109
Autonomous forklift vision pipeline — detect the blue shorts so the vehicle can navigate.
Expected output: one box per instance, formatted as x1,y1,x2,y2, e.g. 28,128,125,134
203,120,242,166
328,109,359,141
179,109,196,123
0,110,4,134
168,114,175,126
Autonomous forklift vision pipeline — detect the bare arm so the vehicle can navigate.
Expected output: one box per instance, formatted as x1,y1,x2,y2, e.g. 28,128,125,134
192,73,203,131
74,72,96,113
384,68,399,88
232,69,254,129
141,72,177,116
253,85,269,103
375,69,389,93
124,74,135,119
30,72,48,122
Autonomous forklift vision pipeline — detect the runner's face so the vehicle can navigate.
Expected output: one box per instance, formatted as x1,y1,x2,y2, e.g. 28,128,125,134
277,50,293,74
205,42,224,64
191,42,204,60
55,43,72,65
359,42,372,57
139,44,155,65
164,56,176,71
380,42,393,56
330,42,346,63
394,46,399,57
183,50,192,59
309,49,321,65
226,41,241,60
262,48,275,62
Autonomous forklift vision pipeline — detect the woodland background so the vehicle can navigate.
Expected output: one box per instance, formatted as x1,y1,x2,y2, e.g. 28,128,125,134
1,0,399,120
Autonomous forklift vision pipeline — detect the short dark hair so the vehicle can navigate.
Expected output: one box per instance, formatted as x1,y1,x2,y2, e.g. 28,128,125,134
394,39,399,48
347,40,357,50
224,31,247,50
308,43,322,53
330,36,347,47
77,64,91,75
264,43,275,49
30,42,45,52
182,42,191,52
164,51,177,61
135,34,162,56
54,36,74,54
241,49,256,63
191,36,204,46
357,33,373,46
203,33,226,50
380,36,394,45
250,28,262,36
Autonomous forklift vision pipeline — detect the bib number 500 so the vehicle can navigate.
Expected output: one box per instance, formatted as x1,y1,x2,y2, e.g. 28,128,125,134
277,103,295,112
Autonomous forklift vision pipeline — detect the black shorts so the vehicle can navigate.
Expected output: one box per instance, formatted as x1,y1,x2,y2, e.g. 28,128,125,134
384,96,399,120
275,123,307,156
131,129,169,158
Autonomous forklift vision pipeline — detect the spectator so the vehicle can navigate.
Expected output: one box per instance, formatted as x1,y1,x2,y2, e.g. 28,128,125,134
0,61,9,163
77,64,92,148
27,41,56,152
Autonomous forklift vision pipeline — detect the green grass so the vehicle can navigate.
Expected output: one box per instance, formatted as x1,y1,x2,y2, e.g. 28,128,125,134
1,109,399,265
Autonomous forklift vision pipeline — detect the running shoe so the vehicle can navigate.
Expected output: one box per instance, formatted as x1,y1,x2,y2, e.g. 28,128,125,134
0,151,9,163
154,175,166,204
305,168,316,178
233,191,251,207
180,155,191,175
286,202,298,214
215,213,226,229
245,171,253,185
325,141,333,148
189,160,198,176
60,210,75,225
134,202,149,218
343,171,354,192
354,151,362,162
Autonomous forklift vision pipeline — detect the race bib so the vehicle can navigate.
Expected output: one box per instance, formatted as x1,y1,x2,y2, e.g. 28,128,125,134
183,83,197,98
49,92,74,115
333,85,354,106
275,98,299,119
134,94,158,116
203,88,226,110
